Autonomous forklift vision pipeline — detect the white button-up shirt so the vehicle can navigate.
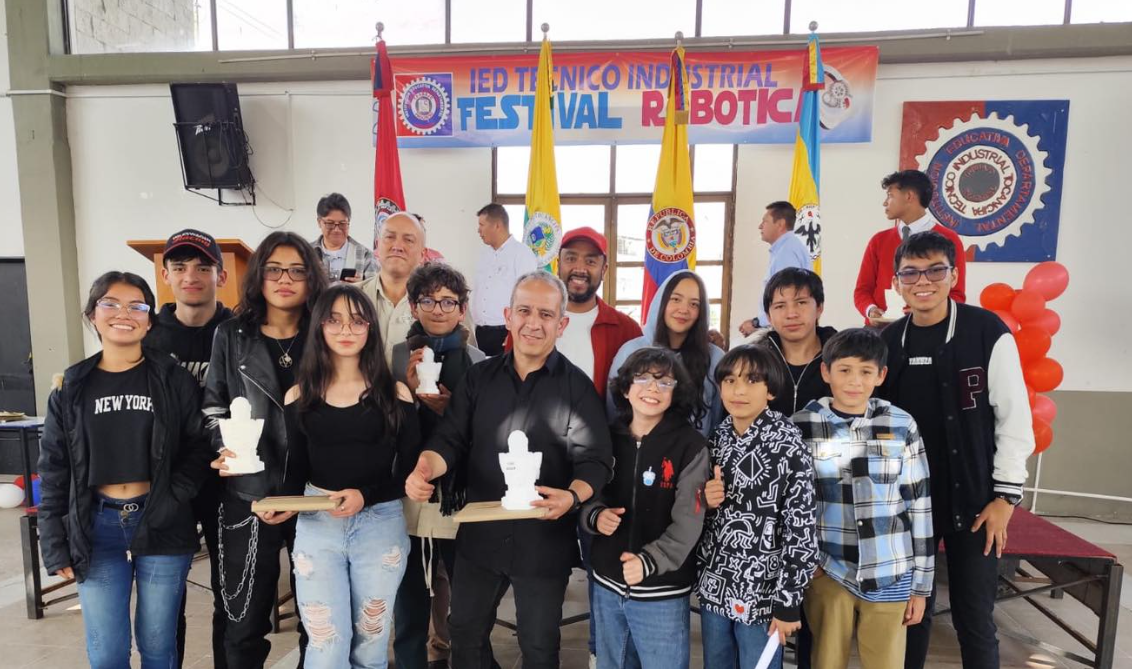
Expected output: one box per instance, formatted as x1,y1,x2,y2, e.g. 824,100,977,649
472,236,539,327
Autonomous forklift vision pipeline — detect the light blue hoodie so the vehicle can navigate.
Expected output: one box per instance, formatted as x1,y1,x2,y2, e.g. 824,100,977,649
605,270,725,437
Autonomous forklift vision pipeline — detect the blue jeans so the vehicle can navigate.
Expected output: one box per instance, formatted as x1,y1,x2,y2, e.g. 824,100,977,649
592,584,690,669
77,494,193,669
293,492,410,669
700,609,781,669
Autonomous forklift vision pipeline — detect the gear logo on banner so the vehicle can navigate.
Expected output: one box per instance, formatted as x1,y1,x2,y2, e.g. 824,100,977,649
646,208,696,264
899,101,1069,262
396,74,453,137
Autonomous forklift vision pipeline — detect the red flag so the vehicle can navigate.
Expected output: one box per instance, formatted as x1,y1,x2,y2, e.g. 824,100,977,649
372,40,406,249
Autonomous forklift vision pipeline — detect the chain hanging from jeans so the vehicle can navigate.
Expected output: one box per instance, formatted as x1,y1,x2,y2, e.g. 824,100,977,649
217,502,260,623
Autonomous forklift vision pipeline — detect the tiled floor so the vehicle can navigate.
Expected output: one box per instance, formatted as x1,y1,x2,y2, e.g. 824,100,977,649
3,502,1132,669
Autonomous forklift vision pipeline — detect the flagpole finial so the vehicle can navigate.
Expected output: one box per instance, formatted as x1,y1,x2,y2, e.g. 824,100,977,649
675,30,684,45
541,23,549,35
375,22,384,40
809,21,818,32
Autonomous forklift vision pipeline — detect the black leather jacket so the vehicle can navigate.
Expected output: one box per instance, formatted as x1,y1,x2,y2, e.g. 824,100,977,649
202,317,296,501
37,349,211,582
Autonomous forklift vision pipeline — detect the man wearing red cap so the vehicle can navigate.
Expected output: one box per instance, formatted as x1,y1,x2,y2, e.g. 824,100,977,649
556,227,642,401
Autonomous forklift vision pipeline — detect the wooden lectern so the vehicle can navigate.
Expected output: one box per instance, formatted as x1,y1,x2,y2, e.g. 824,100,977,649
127,239,254,308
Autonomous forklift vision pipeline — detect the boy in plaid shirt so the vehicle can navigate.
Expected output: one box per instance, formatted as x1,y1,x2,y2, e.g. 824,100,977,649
793,329,933,669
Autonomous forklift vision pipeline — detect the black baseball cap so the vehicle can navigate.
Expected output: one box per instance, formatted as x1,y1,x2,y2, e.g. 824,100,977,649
164,229,223,268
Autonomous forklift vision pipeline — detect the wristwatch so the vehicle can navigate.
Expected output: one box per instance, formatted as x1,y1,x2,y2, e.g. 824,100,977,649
995,493,1023,507
568,489,582,513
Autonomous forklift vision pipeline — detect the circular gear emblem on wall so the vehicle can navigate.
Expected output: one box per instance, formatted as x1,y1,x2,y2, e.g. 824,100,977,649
645,208,696,264
916,112,1051,251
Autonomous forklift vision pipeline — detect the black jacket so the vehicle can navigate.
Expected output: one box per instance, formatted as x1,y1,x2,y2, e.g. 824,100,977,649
429,350,613,577
37,350,212,582
203,317,296,501
880,301,1033,532
144,302,233,387
582,414,710,600
763,326,838,416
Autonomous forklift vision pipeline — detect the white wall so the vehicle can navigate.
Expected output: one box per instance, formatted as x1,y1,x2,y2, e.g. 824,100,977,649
0,0,26,258
731,55,1132,393
66,56,1132,392
66,80,490,353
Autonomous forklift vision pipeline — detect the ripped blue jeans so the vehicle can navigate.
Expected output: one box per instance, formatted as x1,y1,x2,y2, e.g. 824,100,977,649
293,488,409,669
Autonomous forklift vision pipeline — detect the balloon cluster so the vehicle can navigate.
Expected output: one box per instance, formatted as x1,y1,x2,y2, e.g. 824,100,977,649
979,262,1069,455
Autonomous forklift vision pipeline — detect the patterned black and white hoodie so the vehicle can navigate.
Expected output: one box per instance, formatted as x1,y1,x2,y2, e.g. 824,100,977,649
696,410,818,625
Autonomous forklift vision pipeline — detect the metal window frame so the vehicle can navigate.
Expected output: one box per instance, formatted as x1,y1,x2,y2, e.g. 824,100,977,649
59,0,1082,55
491,144,736,342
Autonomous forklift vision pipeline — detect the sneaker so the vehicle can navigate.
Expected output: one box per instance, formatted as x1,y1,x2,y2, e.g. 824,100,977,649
589,653,597,669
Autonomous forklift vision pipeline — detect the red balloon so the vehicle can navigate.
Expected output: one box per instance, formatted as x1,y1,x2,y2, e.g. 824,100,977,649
1024,262,1070,301
980,283,1017,311
1011,289,1047,323
1033,417,1054,454
1032,394,1057,424
1014,327,1052,362
1024,308,1061,336
1026,384,1036,405
993,310,1021,334
1024,357,1064,393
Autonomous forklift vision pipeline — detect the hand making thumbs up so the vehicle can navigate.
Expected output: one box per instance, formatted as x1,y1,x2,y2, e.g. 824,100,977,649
705,465,726,509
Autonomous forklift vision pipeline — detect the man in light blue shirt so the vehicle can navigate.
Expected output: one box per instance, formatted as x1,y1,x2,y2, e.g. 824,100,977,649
739,201,814,336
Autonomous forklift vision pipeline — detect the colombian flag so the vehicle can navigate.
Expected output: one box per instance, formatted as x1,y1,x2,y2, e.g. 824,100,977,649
789,33,825,274
523,35,562,272
641,46,696,323
372,39,406,248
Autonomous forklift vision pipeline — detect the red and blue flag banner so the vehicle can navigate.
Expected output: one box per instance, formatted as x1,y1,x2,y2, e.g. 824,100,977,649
641,45,696,323
372,39,407,249
788,32,824,274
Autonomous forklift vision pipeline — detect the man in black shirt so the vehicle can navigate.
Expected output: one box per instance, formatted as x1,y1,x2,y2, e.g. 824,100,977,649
144,229,233,669
406,270,613,669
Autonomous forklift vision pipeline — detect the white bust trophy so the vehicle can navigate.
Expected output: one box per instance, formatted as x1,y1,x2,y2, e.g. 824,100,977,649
217,397,265,475
883,288,908,321
499,430,543,510
416,346,442,396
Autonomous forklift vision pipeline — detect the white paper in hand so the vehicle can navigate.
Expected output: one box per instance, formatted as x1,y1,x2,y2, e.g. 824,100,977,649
754,631,780,669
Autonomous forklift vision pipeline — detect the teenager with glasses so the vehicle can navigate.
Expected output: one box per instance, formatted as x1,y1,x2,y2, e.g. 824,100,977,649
607,270,725,437
38,271,212,669
582,347,710,669
879,231,1033,669
203,231,329,669
853,170,966,327
281,284,421,668
390,263,486,669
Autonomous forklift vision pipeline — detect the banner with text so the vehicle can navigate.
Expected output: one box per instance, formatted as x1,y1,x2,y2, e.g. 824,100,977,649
385,46,878,147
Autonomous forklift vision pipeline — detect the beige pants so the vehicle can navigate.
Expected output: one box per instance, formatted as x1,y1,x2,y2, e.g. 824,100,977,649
804,573,908,669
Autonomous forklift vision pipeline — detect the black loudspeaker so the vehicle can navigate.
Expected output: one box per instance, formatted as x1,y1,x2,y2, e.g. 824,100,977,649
170,83,254,191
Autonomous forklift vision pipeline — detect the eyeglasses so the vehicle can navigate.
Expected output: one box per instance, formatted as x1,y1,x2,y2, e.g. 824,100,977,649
95,299,151,319
895,265,953,284
632,375,678,391
264,266,309,282
320,218,349,231
416,297,460,313
322,317,370,335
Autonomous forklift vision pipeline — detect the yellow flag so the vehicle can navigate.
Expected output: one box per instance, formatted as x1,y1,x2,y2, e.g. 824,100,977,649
523,36,562,271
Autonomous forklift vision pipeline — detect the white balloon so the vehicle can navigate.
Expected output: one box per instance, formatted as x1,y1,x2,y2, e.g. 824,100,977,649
0,483,24,509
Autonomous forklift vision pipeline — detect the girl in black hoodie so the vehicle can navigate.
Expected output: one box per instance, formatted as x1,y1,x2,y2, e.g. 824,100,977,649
582,347,711,669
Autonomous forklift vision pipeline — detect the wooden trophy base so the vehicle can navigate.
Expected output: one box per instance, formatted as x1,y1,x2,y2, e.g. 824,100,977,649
251,495,340,513
454,501,548,523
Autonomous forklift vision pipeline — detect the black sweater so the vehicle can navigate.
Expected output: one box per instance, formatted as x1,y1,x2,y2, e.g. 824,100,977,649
284,399,421,505
582,414,711,600
144,303,233,386
763,326,838,417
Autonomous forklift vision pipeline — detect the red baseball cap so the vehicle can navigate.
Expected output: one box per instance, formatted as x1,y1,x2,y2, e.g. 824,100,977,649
560,226,608,257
